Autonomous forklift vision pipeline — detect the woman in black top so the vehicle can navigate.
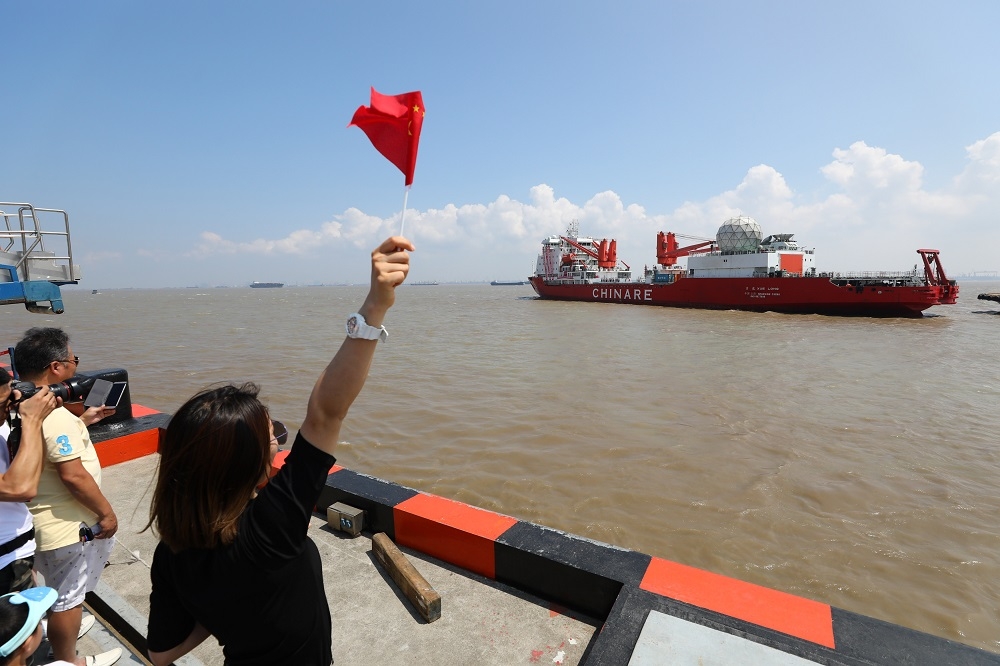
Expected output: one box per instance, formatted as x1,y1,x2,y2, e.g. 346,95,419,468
145,236,413,666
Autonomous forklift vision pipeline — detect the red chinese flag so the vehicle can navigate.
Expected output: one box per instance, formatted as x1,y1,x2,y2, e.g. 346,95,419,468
349,88,425,186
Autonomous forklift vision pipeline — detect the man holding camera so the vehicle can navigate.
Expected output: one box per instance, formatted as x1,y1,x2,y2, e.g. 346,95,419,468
12,328,121,666
0,368,58,595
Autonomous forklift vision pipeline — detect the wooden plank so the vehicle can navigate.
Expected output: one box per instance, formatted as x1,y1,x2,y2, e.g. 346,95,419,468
372,532,442,623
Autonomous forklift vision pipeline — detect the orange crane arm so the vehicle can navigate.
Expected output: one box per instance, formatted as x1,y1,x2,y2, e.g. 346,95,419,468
657,232,716,267
559,236,630,270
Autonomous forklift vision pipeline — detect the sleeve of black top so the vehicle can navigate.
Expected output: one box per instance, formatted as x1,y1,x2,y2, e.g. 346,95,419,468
238,431,337,562
147,542,197,653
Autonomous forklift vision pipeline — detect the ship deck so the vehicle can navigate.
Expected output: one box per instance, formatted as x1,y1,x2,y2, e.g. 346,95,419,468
60,409,1000,665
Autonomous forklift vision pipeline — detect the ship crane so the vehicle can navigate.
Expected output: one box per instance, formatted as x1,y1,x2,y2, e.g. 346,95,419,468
656,232,717,267
560,236,630,270
917,249,957,300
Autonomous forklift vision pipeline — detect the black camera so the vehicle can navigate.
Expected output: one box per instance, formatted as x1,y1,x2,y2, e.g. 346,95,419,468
11,376,95,403
79,523,102,542
4,376,96,461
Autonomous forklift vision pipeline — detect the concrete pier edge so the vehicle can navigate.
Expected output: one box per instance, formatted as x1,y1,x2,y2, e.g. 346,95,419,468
87,409,1000,665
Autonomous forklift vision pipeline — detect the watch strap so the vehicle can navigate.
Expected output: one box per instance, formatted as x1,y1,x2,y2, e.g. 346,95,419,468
346,313,388,342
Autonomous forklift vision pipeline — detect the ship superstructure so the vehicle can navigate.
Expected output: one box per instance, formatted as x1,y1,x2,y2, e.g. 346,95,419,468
534,220,633,285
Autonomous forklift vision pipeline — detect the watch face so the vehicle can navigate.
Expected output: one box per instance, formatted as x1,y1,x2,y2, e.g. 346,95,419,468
347,315,359,337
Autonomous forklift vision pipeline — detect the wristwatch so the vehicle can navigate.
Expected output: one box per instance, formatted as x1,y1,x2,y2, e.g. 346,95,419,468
346,313,388,343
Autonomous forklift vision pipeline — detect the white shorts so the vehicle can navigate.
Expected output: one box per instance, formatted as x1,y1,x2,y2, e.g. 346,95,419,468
34,538,115,612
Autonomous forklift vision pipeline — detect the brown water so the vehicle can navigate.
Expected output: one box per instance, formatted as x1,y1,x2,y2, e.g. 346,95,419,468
5,283,1000,652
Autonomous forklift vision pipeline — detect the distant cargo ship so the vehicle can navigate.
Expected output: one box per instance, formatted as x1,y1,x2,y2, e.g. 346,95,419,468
529,217,958,317
410,281,439,286
491,280,528,286
250,282,284,288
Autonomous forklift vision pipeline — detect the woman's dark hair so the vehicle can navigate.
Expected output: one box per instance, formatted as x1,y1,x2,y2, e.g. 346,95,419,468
146,383,271,551
0,368,10,387
0,596,29,664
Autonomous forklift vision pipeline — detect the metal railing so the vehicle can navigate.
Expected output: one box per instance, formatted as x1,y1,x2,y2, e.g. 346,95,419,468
0,202,78,284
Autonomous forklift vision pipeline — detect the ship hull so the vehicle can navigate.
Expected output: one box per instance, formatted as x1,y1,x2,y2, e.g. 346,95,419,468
529,276,958,317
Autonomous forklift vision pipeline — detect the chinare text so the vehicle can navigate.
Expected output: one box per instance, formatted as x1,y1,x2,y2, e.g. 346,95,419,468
593,288,653,301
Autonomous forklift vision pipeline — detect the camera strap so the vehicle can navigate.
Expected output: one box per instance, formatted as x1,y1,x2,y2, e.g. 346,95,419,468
4,413,21,462
0,527,34,558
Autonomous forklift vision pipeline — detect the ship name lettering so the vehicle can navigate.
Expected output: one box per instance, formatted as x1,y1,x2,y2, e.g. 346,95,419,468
593,288,651,301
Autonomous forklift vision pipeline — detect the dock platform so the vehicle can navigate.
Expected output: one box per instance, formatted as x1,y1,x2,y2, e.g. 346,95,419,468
68,407,1000,665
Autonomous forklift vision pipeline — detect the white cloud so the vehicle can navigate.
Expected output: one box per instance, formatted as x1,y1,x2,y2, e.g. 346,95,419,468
954,132,1000,196
181,131,1000,278
188,219,349,257
821,141,924,194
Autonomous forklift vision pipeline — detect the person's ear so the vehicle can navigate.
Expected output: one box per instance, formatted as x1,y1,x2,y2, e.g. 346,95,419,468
15,623,43,659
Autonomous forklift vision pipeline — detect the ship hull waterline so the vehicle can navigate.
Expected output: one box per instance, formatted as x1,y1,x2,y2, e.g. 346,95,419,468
529,276,957,317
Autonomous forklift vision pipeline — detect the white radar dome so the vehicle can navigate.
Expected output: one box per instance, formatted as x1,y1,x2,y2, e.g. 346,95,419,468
716,216,762,253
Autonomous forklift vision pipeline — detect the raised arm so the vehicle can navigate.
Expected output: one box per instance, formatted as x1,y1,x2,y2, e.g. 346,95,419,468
298,236,413,456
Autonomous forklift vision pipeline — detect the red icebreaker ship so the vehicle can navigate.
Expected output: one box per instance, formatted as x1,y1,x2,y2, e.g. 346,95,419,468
528,217,958,317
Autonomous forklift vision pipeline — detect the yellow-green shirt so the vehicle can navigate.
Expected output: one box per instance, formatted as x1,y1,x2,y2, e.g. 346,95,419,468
27,407,103,551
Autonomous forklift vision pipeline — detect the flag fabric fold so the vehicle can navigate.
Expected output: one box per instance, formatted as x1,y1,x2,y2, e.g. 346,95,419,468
349,88,425,186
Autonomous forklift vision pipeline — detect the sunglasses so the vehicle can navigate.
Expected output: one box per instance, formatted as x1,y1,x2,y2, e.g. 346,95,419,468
270,420,288,446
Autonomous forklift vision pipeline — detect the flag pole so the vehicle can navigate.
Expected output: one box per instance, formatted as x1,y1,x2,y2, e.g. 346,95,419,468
399,186,410,237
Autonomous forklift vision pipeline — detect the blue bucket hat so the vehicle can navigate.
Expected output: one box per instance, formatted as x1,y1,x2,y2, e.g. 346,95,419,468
0,587,57,657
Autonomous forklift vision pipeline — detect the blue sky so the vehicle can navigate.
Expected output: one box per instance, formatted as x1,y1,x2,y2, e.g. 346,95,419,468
4,2,999,287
